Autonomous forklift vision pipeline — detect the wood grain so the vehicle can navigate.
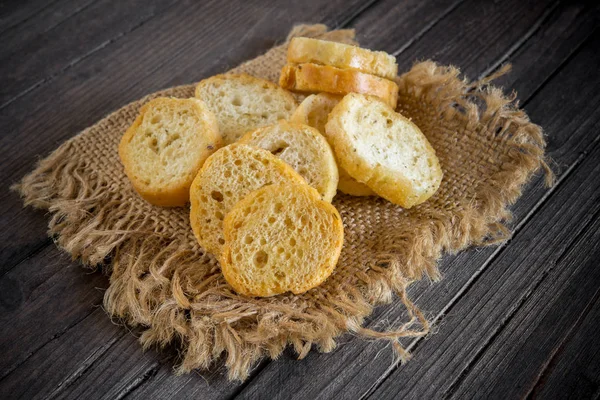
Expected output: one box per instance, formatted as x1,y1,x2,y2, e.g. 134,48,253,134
532,288,600,398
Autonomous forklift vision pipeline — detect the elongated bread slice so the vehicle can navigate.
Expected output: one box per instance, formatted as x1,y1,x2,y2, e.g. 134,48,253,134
287,37,398,79
195,73,297,144
119,97,221,207
189,144,306,257
279,63,398,109
238,121,338,202
291,93,376,196
326,94,442,208
222,184,343,297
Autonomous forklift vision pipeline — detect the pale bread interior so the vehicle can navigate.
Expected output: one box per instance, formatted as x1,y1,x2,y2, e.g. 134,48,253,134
189,144,305,257
291,94,376,196
222,184,343,297
239,120,339,202
119,97,221,206
195,74,297,144
326,93,442,207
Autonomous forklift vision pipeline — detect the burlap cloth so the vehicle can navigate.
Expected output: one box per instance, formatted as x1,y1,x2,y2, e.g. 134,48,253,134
16,25,551,380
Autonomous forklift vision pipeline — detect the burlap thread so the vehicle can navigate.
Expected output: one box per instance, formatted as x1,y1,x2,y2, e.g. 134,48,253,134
15,25,551,380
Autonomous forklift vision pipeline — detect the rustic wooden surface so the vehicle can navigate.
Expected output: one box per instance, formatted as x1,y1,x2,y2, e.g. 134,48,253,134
0,1,598,399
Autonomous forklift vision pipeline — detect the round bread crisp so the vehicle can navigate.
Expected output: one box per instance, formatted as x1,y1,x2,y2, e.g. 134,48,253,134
195,73,297,144
189,144,306,258
287,37,398,79
291,93,376,197
118,97,221,207
279,63,399,109
326,93,443,208
221,184,344,297
238,120,339,202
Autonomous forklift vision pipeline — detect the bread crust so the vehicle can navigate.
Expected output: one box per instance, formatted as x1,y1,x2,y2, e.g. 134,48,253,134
326,94,443,208
280,63,398,109
221,184,344,297
189,144,306,257
118,97,221,207
291,94,376,196
238,120,339,202
195,73,297,144
287,37,398,79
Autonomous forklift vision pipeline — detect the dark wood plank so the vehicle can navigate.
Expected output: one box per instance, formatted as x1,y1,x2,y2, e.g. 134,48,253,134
235,3,597,399
0,0,370,272
0,0,95,59
447,201,600,399
0,245,107,381
371,135,600,400
532,292,600,398
0,0,62,36
0,0,180,108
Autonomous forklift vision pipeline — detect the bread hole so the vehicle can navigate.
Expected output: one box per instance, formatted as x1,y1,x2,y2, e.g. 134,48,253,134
274,271,286,280
253,250,268,268
234,159,242,166
277,247,285,254
300,215,308,226
284,104,292,111
284,217,293,228
218,91,225,96
150,138,159,153
232,96,242,106
224,170,232,178
211,191,224,202
289,237,296,246
261,113,269,119
268,216,276,224
277,114,286,119
297,249,303,258
290,197,297,204
274,203,283,213
271,144,288,157
234,221,242,229
263,95,272,103
386,118,393,127
260,238,267,246
243,207,251,216
284,252,291,260
235,254,242,262
244,235,254,245
200,195,208,202
257,196,264,203
225,190,233,197
151,115,161,124
299,167,308,175
262,83,270,89
215,211,224,220
218,238,225,245
387,134,394,141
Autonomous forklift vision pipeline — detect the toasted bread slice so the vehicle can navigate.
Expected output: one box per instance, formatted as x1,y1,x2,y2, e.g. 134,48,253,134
279,63,398,109
291,94,376,196
222,184,344,297
118,97,221,207
194,73,297,144
189,144,306,257
326,94,442,208
238,121,338,202
287,37,398,79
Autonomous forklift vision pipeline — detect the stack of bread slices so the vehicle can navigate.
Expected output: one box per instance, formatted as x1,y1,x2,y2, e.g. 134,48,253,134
118,38,442,297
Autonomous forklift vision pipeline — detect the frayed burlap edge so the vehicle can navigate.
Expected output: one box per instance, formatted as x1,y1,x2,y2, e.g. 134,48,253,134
14,24,552,381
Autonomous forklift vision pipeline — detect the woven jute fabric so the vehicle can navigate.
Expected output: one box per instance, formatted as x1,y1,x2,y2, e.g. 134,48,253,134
16,25,550,380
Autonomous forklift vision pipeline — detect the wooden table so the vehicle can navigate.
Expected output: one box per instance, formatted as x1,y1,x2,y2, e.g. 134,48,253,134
1,1,599,398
